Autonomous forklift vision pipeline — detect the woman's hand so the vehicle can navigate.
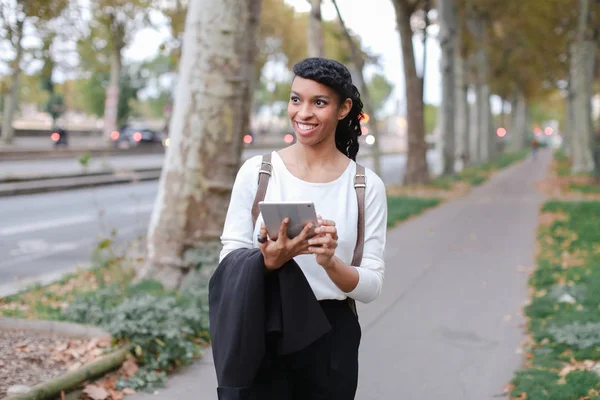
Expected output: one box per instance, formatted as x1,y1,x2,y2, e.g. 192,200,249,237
258,218,313,271
308,216,338,269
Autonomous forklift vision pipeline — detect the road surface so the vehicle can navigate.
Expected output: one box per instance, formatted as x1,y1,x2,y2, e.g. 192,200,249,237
0,150,438,295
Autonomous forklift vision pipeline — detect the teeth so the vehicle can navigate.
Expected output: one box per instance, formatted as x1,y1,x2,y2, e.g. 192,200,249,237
298,123,316,131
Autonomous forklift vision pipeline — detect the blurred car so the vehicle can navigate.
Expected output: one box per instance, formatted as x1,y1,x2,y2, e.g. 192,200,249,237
111,127,164,149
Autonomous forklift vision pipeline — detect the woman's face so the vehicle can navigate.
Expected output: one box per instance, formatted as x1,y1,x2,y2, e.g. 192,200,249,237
287,77,352,147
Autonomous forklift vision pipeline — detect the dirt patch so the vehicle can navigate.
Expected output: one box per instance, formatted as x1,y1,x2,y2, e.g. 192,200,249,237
539,211,568,227
536,160,600,200
0,329,111,397
387,181,470,200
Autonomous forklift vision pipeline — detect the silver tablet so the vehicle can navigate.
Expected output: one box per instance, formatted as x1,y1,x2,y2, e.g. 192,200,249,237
258,201,318,241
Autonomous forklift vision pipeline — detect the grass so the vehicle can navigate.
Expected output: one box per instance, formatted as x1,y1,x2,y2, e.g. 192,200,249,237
429,149,529,190
509,200,600,400
386,195,441,226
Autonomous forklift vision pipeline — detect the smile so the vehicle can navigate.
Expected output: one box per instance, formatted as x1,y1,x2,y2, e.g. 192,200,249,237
295,121,318,134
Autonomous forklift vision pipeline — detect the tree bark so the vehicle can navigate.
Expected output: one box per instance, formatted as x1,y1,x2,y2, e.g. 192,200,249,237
142,0,262,289
474,18,491,163
570,0,596,173
331,0,381,176
438,0,456,175
307,0,324,57
102,49,122,141
1,17,24,145
454,21,469,170
393,0,429,184
509,89,527,151
565,78,575,157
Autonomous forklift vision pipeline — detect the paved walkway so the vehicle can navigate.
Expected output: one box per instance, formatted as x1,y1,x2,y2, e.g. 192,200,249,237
131,150,551,400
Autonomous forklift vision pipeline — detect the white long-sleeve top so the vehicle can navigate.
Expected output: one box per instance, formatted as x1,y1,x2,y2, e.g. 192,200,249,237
219,151,387,304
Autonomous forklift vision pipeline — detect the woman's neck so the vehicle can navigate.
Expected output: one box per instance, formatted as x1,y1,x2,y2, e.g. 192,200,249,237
290,140,345,170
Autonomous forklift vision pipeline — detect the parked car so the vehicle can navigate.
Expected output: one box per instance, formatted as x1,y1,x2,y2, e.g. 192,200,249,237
111,127,164,149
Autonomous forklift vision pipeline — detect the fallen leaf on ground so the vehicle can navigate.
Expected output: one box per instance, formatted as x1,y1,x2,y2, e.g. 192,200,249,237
83,384,109,400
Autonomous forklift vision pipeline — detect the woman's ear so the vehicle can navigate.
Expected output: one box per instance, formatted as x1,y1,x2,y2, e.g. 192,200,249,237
338,98,353,120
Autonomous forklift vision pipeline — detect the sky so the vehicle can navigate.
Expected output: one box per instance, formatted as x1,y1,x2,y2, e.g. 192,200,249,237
121,0,444,112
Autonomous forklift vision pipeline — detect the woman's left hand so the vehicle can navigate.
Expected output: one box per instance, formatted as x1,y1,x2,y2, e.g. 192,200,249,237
308,215,338,269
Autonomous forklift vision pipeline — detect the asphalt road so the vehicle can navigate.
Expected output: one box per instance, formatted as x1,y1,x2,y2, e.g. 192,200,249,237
0,149,438,294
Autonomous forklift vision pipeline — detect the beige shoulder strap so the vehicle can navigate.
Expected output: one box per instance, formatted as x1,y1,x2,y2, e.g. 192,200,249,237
251,153,272,226
352,163,366,266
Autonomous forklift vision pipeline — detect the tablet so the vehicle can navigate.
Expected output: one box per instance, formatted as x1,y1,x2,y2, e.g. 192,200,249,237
258,201,318,241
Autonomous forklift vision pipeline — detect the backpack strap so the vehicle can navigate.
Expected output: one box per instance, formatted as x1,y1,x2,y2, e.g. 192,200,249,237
251,153,272,226
351,163,366,267
348,163,366,316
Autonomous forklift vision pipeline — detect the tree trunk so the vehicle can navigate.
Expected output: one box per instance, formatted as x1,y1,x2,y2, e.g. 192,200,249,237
565,79,575,157
141,0,262,289
474,19,492,163
393,0,429,184
331,0,381,176
468,87,479,164
438,0,456,175
307,0,324,57
509,89,527,151
454,30,469,170
1,18,24,145
571,0,596,173
103,49,122,141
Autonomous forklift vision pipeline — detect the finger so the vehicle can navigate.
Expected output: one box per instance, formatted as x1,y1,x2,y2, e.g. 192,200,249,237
320,219,336,227
308,245,332,254
294,222,314,243
314,226,337,236
278,217,290,241
308,236,335,247
258,223,269,248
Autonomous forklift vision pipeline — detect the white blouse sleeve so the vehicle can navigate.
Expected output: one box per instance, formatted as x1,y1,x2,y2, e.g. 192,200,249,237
345,169,387,304
219,156,262,262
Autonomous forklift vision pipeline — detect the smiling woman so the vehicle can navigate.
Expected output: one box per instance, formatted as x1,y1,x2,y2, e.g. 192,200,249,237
211,57,388,399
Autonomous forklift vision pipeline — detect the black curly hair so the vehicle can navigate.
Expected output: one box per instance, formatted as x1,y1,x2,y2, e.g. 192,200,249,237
292,57,364,161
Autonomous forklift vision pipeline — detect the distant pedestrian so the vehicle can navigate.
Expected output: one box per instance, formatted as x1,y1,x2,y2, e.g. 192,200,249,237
531,137,539,160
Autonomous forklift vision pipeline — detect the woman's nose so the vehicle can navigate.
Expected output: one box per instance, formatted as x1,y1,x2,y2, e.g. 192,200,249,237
297,103,313,119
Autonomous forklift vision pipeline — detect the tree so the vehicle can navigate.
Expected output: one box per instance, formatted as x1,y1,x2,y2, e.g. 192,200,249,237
331,0,382,175
454,0,470,167
307,0,324,57
81,0,153,141
438,0,457,175
367,74,394,116
141,0,262,288
570,0,598,172
391,0,429,184
0,0,69,144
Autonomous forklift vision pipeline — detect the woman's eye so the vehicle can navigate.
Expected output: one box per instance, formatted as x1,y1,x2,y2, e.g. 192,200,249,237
290,96,300,103
315,99,326,106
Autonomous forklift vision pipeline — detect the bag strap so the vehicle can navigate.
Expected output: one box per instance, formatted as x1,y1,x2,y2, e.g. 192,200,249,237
351,163,366,266
251,153,272,226
250,153,366,267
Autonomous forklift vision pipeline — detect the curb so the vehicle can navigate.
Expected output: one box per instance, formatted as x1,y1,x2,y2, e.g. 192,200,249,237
0,169,162,197
0,146,165,161
0,317,111,340
0,167,162,183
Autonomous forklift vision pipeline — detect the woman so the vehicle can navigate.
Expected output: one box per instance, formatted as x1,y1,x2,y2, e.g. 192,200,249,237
218,57,388,399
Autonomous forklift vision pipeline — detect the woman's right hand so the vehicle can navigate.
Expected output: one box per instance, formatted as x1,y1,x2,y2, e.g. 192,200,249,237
258,218,313,271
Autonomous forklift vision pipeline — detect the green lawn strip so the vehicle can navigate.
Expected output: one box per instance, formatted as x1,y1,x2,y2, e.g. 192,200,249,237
0,238,215,392
554,149,598,195
510,200,600,400
387,195,440,227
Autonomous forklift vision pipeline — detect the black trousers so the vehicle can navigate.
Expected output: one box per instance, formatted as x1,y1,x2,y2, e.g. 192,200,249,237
249,300,362,400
